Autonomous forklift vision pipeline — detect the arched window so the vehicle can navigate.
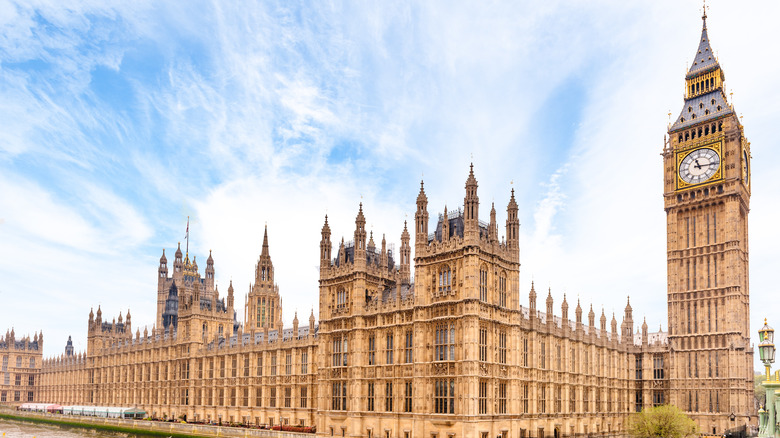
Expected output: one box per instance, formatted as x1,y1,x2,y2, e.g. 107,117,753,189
29,358,34,368
438,266,452,294
336,288,347,308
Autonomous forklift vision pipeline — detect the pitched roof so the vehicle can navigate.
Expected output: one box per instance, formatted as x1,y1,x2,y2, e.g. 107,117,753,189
687,16,719,79
669,89,733,132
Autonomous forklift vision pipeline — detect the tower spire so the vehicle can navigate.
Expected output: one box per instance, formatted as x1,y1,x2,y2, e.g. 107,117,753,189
262,224,270,257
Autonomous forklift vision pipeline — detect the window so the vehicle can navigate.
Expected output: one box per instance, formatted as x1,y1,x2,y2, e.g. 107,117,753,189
498,381,507,414
522,336,528,367
28,375,34,386
479,327,488,362
367,382,375,411
16,357,21,368
635,356,643,380
256,387,262,407
270,387,276,408
301,351,308,374
498,272,506,307
404,331,413,363
404,381,412,412
583,387,589,412
15,374,21,386
479,380,488,414
653,355,664,379
555,385,562,412
540,340,546,369
286,353,292,375
27,391,33,402
385,382,393,412
271,353,277,376
284,387,291,408
635,390,643,412
434,379,454,414
331,382,346,410
0,392,5,402
300,387,308,408
435,324,455,361
556,345,561,371
570,387,576,413
28,358,34,368
479,267,488,301
522,383,529,413
438,266,452,294
385,333,394,364
256,354,263,376
498,331,507,364
336,288,347,308
368,335,376,365
653,391,664,407
333,337,348,367
539,384,546,414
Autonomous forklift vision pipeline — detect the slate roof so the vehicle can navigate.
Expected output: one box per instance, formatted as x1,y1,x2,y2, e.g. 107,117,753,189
670,89,733,132
687,17,719,79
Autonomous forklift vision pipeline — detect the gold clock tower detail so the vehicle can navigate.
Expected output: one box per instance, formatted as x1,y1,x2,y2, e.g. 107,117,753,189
663,9,753,432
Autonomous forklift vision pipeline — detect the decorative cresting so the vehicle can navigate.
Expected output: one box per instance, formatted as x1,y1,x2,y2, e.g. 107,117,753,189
759,319,779,438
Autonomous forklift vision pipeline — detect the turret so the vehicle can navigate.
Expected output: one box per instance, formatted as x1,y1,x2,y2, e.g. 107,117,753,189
320,215,332,269
600,309,607,332
506,189,519,255
227,280,234,312
415,181,429,250
463,163,479,241
642,318,649,346
256,226,274,285
489,203,498,242
293,312,299,334
561,294,569,321
622,297,634,342
529,282,537,313
588,305,595,327
174,242,183,276
309,309,316,335
545,288,553,316
159,249,168,279
65,336,74,356
354,203,367,268
575,299,583,324
400,221,411,284
441,204,449,242
611,313,618,335
205,250,215,290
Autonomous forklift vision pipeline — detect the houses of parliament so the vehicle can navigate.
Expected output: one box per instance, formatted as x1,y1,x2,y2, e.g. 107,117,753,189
4,11,755,438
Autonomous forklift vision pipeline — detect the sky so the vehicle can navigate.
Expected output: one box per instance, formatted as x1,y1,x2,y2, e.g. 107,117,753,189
1,1,778,371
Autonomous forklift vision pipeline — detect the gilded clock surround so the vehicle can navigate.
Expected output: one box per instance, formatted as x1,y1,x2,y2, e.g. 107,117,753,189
675,139,723,190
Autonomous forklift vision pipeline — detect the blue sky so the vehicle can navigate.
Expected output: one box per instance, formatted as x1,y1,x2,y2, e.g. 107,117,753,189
1,1,779,371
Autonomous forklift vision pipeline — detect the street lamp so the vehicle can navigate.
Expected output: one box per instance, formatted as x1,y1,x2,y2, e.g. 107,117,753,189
759,319,776,379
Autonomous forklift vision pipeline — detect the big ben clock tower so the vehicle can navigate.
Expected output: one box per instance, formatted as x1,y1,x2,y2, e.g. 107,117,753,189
663,8,754,433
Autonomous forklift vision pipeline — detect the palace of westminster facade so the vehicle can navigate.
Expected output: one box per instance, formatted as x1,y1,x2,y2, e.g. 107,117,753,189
5,11,755,438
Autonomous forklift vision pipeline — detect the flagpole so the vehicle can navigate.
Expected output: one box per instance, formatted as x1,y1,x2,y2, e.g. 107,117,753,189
185,216,189,256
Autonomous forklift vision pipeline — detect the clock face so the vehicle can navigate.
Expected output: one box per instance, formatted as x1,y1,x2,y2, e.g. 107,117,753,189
743,150,750,186
679,148,720,185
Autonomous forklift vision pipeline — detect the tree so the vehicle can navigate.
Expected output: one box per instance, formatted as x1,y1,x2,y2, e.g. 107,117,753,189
756,373,767,408
627,404,699,438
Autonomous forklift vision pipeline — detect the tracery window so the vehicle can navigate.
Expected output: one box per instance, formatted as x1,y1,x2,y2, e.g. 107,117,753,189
434,379,455,414
336,288,347,308
332,336,347,367
438,266,452,294
368,335,375,365
479,327,488,362
498,331,507,364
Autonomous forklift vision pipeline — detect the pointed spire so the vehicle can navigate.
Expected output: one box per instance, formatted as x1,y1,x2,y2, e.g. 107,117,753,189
261,224,270,257
687,11,718,77
207,249,213,264
160,248,167,263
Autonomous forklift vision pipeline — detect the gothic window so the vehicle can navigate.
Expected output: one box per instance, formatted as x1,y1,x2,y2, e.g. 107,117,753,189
522,336,528,367
285,352,292,375
385,382,393,411
434,379,455,414
522,382,529,413
332,336,347,367
438,266,452,294
479,266,488,301
15,357,21,368
498,271,507,307
301,351,308,374
336,289,347,308
539,384,546,414
270,353,277,376
555,385,562,412
636,356,643,380
494,382,506,414
385,333,394,364
540,340,546,369
367,382,375,411
404,381,412,412
368,335,375,365
478,380,488,414
653,355,664,379
28,358,34,368
570,387,576,413
331,381,346,410
434,324,455,361
498,331,507,364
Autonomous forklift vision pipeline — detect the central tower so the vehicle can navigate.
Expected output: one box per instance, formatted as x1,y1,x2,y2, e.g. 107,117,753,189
663,9,753,433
